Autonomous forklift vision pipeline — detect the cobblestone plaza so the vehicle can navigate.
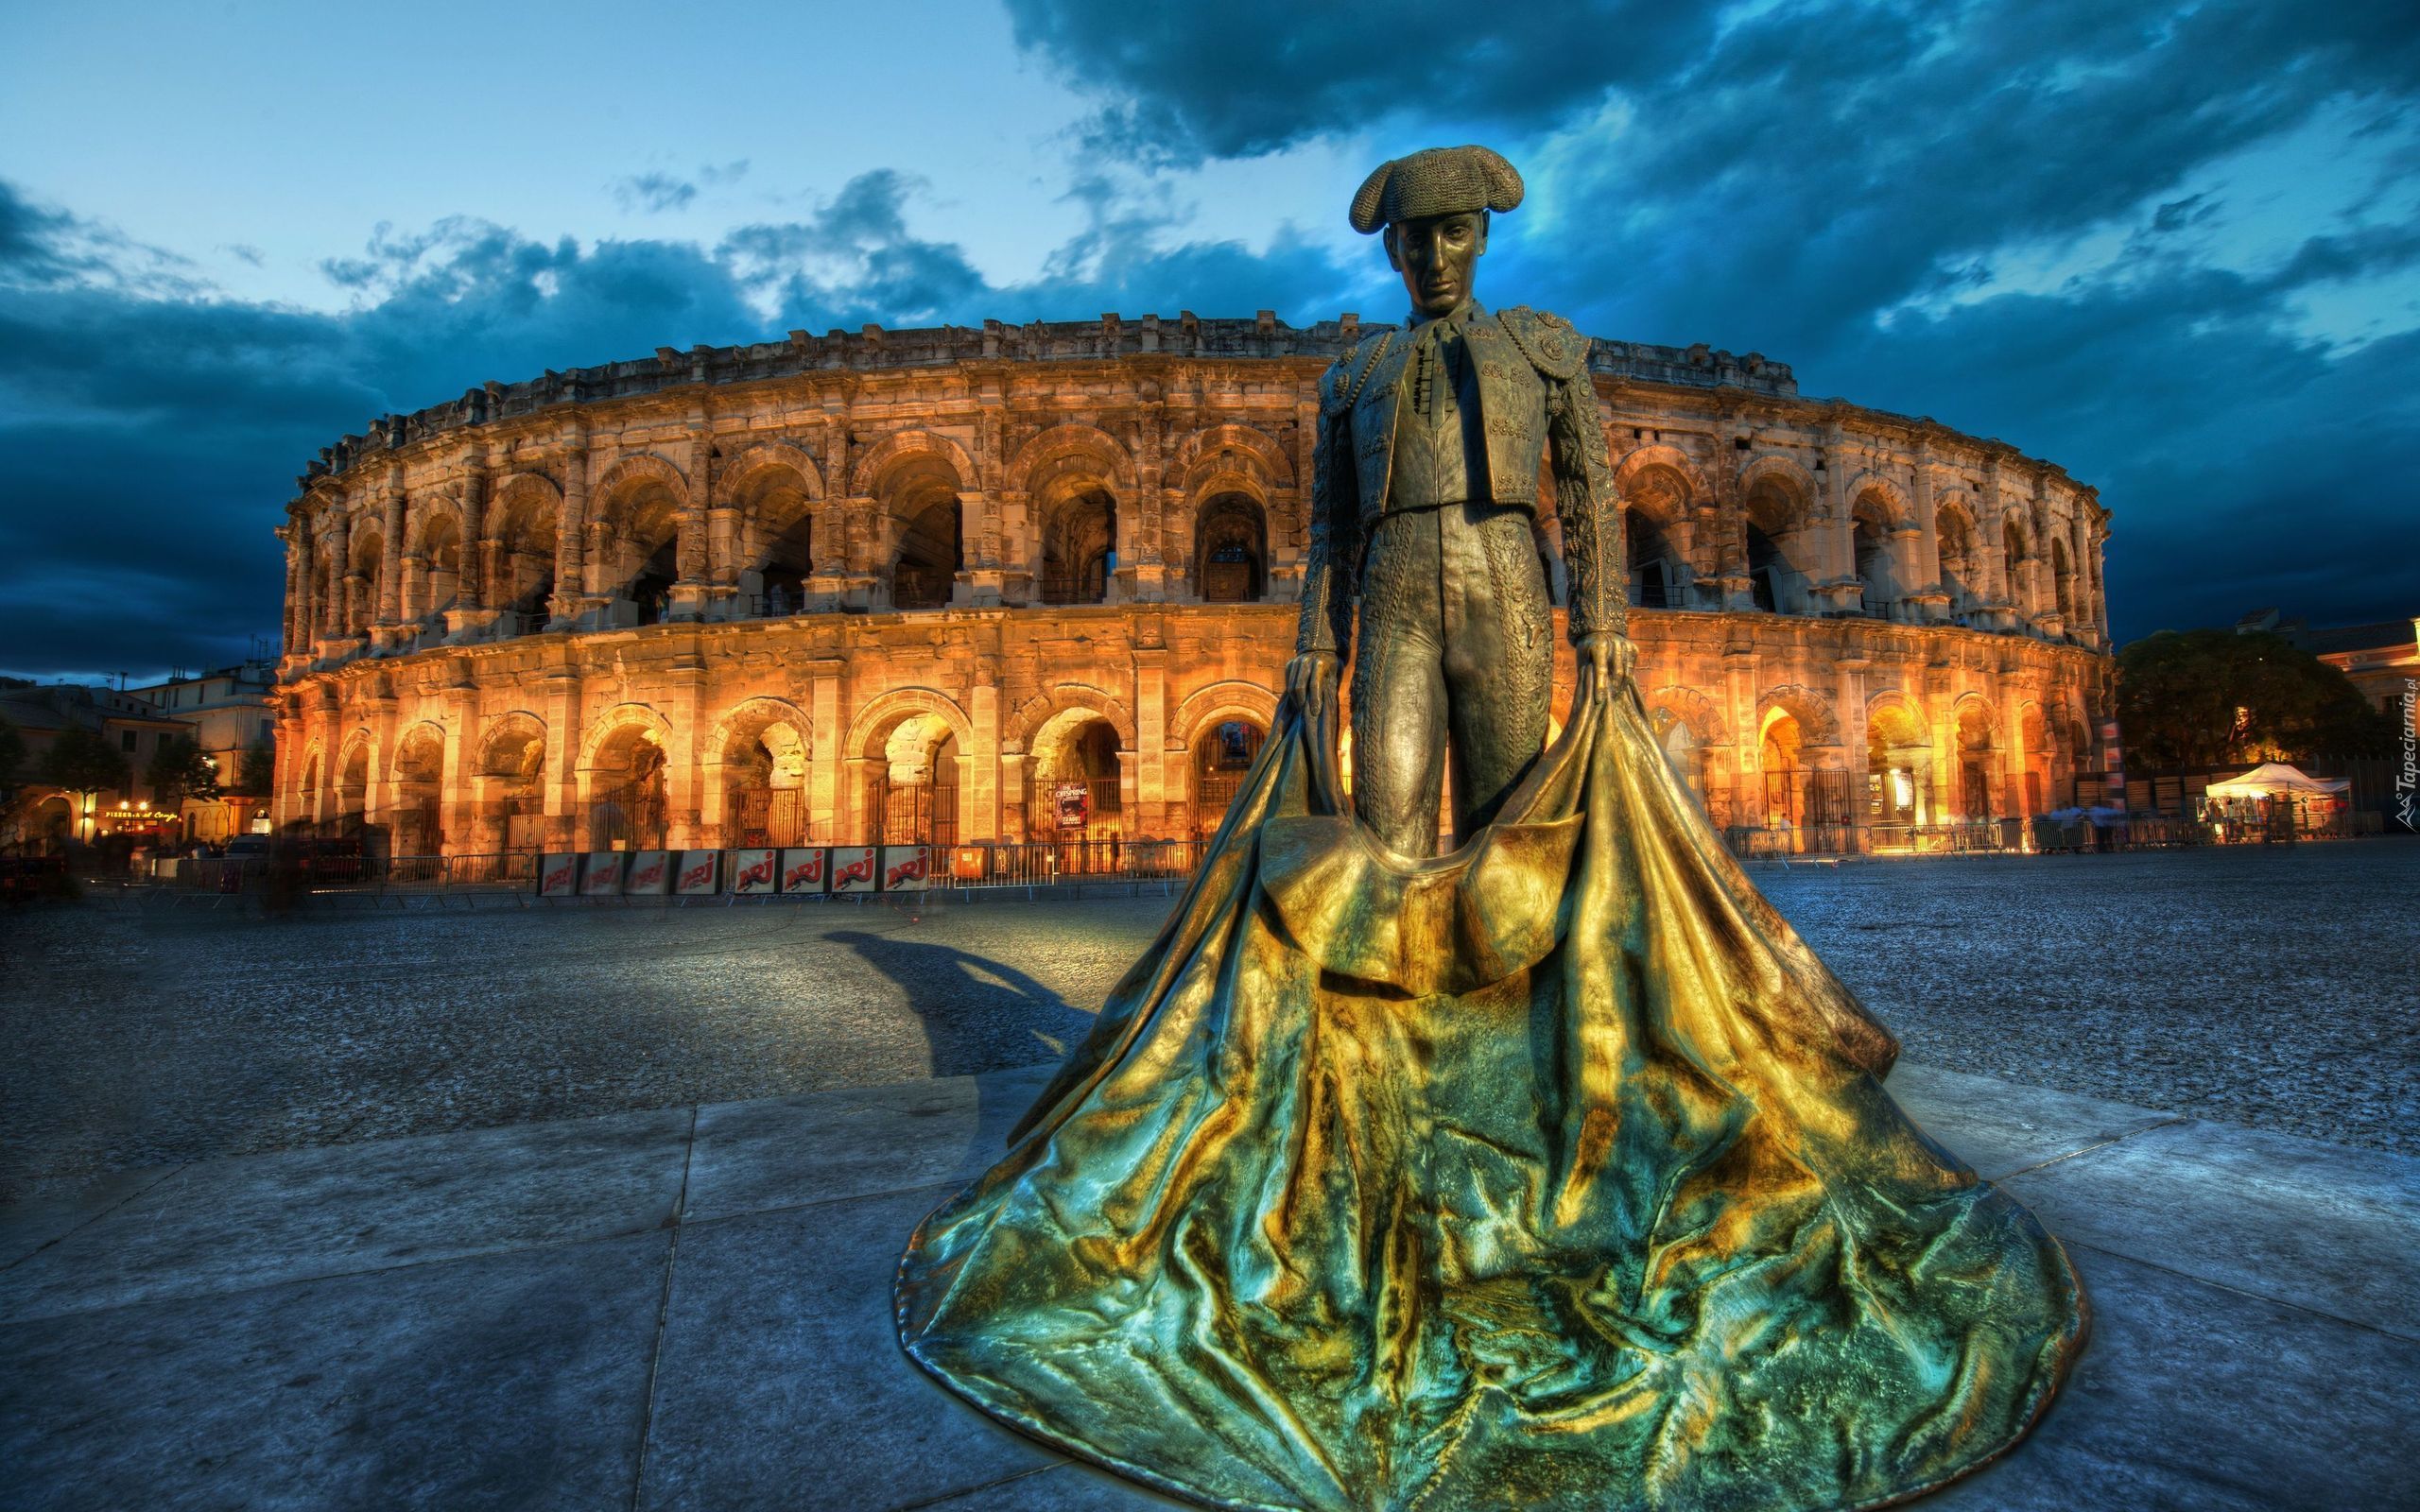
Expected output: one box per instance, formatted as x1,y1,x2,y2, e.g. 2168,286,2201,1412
6,841,2411,1202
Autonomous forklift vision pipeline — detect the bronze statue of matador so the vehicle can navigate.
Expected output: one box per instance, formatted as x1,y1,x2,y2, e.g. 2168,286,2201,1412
1288,144,1636,858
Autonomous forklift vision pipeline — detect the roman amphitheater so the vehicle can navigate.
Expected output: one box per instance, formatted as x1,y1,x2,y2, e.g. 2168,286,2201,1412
269,313,2113,861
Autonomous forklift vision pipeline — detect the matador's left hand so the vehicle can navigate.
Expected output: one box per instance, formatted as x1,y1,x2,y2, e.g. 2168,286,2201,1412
1575,633,1637,702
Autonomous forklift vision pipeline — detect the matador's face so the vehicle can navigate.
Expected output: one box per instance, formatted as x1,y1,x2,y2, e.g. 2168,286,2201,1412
1385,212,1487,318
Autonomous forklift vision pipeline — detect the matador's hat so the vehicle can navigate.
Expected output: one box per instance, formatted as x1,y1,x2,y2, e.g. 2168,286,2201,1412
1349,146,1525,233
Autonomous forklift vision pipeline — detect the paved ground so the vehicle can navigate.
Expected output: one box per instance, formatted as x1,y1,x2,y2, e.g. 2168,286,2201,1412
4,839,2413,1201
3,1061,2412,1511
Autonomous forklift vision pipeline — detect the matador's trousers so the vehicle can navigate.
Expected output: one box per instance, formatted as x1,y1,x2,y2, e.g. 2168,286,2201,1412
1350,500,1554,859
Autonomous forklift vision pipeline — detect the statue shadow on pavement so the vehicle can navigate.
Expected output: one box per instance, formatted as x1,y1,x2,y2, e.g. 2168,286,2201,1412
824,929,1098,1082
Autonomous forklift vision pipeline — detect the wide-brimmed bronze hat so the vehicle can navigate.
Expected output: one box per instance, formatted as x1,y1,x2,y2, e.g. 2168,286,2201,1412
1349,145,1525,232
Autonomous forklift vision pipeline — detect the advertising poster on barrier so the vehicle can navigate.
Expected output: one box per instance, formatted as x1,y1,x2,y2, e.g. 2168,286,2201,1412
539,853,579,897
830,845,878,893
729,848,779,894
779,848,827,893
882,845,931,891
625,850,672,896
676,850,719,895
580,852,626,896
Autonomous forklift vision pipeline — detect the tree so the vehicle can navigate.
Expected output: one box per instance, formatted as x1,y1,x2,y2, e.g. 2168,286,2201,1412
234,730,276,797
0,715,23,804
2117,628,2396,769
37,727,131,810
146,735,222,809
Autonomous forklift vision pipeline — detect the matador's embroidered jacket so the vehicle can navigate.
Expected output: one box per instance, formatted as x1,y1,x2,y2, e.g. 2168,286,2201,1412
1295,301,1625,663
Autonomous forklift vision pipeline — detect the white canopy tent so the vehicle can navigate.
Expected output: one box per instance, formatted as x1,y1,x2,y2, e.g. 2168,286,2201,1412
2204,763,2350,799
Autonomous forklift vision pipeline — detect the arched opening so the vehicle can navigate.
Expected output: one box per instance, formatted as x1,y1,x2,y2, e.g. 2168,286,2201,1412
588,725,669,850
1625,509,1683,609
1955,700,1996,821
311,550,340,641
33,793,73,851
2019,703,2049,816
1029,713,1124,864
1937,506,1978,619
891,500,960,610
411,515,463,624
719,708,811,846
493,485,558,629
1852,493,1899,618
2002,519,2030,614
391,725,445,855
862,713,959,844
346,530,383,638
1651,707,1707,807
335,740,372,831
1759,709,1804,831
1865,701,1930,833
1042,489,1116,605
2052,536,2075,622
1194,495,1266,603
733,464,819,618
479,718,547,850
600,481,682,625
297,748,325,826
1190,717,1266,838
1743,478,1810,613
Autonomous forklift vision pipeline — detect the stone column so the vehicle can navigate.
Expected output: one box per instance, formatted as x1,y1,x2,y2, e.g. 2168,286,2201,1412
1909,444,1947,624
324,509,353,649
671,419,712,621
664,660,706,847
377,470,406,637
807,662,844,842
542,667,582,850
454,460,489,622
552,436,589,627
441,678,475,856
967,671,1002,841
1134,643,1169,836
1835,651,1870,850
1722,644,1759,829
279,525,304,658
959,490,1004,606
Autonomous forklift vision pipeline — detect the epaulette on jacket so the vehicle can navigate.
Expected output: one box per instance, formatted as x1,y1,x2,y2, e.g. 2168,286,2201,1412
1497,306,1591,382
1321,329,1396,415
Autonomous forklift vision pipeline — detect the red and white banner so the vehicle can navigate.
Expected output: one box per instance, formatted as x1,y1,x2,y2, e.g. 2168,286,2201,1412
676,850,719,895
830,845,878,893
728,848,779,894
625,850,672,895
779,847,827,893
580,852,626,896
539,852,579,897
882,845,931,892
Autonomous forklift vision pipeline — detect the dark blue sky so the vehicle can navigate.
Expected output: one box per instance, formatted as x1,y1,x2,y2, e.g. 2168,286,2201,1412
3,0,2415,681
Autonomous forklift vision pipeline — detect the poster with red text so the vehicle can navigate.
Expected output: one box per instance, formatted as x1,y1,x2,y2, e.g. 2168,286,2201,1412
729,848,778,894
779,848,828,893
830,846,878,893
625,850,672,895
539,853,579,897
675,850,719,895
580,852,626,896
882,845,931,891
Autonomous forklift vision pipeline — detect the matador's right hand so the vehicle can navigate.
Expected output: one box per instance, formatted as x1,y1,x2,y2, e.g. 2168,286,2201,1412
1284,651,1342,725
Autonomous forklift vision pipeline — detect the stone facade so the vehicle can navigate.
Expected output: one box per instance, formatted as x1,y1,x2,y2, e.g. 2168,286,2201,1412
270,314,2114,855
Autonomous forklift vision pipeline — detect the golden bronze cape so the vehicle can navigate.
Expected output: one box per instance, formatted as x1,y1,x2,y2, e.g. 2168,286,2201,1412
895,673,2086,1511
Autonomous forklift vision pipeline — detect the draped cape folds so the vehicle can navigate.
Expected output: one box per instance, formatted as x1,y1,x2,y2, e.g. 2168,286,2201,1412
894,671,2086,1512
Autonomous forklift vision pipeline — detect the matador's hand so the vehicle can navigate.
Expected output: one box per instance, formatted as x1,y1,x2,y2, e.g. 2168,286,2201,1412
1575,633,1637,703
1284,651,1342,725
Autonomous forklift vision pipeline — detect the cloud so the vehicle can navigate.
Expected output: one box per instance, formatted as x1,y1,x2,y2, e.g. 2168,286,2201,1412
1005,0,2420,640
1004,0,1718,165
611,160,751,215
0,172,1365,681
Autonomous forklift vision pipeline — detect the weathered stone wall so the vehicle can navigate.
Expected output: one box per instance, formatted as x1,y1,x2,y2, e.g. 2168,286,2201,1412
271,314,2113,853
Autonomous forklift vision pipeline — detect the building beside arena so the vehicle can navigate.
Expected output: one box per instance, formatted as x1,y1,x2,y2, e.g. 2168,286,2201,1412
269,313,2114,858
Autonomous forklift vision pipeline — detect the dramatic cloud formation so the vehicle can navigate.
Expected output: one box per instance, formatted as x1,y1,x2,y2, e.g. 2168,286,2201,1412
0,173,1374,680
2,0,2415,683
1006,0,2420,638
